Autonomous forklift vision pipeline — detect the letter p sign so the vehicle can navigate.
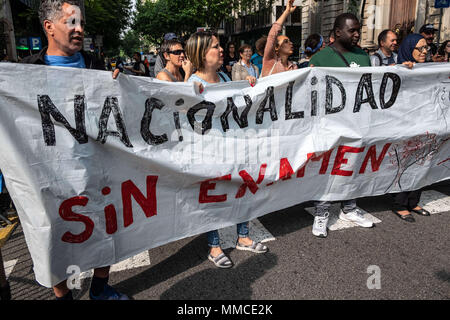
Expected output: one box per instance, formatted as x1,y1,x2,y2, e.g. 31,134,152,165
29,37,42,51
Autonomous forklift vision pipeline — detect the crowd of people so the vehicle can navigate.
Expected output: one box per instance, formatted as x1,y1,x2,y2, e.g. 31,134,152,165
0,0,449,300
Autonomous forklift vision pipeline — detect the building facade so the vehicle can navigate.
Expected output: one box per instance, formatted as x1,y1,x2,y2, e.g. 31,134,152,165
301,0,448,50
225,0,448,56
360,0,449,50
224,0,302,58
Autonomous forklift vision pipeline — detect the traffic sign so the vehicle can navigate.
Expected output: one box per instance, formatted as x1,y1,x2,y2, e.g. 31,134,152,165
84,37,94,52
435,0,450,8
29,37,42,51
16,38,29,50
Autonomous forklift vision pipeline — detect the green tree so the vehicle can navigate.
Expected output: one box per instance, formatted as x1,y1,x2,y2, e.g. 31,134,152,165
84,0,133,55
120,29,142,58
134,0,274,45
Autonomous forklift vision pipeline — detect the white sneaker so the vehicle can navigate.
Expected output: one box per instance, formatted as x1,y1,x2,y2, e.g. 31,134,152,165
339,208,373,228
312,212,329,238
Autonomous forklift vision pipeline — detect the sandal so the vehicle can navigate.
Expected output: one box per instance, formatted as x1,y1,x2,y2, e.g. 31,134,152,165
235,240,268,253
392,210,415,223
411,207,431,216
208,253,233,269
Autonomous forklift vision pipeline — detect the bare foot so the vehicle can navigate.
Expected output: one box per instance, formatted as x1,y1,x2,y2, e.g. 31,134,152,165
210,247,223,258
238,237,253,246
396,210,411,216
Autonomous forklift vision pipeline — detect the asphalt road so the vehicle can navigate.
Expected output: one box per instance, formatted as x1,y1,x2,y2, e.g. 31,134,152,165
2,182,449,301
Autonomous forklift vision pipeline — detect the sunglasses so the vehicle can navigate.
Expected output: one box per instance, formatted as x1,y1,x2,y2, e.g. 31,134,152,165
414,46,428,53
167,50,185,55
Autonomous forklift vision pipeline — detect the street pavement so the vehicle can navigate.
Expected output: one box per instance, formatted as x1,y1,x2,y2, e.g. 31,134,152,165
2,182,449,300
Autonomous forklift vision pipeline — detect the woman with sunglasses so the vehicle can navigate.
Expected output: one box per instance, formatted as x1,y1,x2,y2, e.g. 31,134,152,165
156,39,194,82
231,44,259,84
391,33,431,222
261,0,298,78
185,30,268,269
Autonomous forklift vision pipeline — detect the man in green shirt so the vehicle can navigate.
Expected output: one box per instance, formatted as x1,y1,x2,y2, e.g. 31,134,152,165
308,13,374,238
309,13,370,68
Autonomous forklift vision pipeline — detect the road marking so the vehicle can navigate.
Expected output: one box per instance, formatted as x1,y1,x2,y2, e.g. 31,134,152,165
305,204,381,231
219,219,276,250
4,259,17,279
419,190,450,214
79,251,151,279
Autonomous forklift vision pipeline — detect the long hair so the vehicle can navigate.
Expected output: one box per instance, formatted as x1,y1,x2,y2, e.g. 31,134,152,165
185,31,217,72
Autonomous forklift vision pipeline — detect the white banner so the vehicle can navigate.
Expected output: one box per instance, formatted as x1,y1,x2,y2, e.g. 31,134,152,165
0,63,449,287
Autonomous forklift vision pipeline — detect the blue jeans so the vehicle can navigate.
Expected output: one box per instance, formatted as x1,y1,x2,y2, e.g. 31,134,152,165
207,222,249,248
314,200,357,216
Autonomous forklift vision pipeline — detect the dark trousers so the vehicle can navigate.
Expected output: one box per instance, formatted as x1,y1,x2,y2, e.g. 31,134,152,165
392,190,422,211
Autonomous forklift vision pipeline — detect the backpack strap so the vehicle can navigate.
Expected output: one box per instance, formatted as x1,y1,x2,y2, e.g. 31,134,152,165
373,52,383,66
329,45,351,67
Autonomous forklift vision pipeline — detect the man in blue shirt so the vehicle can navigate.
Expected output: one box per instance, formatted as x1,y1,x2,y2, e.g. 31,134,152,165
21,0,126,300
370,30,398,66
250,36,266,73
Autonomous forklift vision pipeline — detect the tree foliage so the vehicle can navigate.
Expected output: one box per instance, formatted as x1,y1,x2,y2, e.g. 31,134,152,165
120,29,142,58
134,0,274,45
84,0,133,55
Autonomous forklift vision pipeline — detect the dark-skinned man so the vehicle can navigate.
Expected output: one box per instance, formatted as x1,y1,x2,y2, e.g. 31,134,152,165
308,13,374,238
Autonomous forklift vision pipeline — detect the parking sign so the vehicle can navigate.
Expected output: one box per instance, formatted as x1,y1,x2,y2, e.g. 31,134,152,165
29,37,42,51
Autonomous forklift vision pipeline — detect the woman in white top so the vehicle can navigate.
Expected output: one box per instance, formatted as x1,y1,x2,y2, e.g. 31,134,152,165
231,44,259,84
185,31,267,269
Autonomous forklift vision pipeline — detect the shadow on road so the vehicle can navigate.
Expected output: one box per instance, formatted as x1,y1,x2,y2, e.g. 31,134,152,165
258,204,313,238
160,252,278,300
112,235,211,297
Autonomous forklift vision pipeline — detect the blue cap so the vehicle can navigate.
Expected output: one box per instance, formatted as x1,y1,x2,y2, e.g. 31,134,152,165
164,33,177,41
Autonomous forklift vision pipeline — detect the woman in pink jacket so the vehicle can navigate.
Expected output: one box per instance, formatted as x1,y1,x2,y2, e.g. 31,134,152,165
260,0,298,78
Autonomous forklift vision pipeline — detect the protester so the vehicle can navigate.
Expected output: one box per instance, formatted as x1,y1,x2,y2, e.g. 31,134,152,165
124,52,149,76
437,40,450,62
0,248,10,300
370,30,398,66
328,29,335,46
0,54,9,62
419,24,439,62
308,13,374,237
391,34,432,222
21,0,127,300
260,0,298,77
251,36,266,73
144,56,150,69
185,30,266,268
154,33,179,77
222,42,239,78
156,39,194,82
231,44,259,83
298,34,325,68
